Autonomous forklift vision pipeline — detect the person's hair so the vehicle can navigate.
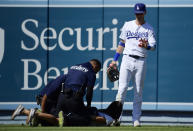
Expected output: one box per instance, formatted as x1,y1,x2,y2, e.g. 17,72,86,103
90,59,101,70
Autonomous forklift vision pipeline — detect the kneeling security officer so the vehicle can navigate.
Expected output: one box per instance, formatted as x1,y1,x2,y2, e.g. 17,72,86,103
55,59,101,118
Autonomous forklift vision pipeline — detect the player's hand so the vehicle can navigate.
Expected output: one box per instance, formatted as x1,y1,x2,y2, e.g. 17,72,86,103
109,61,117,69
138,38,148,49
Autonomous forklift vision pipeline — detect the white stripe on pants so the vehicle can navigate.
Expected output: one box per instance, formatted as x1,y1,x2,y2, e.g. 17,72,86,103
116,54,146,122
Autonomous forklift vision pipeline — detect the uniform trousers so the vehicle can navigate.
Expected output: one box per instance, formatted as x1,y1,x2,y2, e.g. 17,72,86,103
116,54,146,122
54,88,93,126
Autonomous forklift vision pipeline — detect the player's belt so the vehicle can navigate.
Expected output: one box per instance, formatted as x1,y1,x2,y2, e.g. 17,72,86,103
129,55,144,59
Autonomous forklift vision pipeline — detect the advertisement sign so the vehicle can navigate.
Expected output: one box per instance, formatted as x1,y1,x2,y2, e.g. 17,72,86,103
0,0,193,111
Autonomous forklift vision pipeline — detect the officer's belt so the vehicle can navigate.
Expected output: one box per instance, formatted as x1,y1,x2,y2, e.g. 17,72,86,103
62,87,84,98
64,86,80,92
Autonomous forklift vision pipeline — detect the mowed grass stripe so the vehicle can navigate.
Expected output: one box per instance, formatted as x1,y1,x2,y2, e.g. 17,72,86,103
0,125,193,131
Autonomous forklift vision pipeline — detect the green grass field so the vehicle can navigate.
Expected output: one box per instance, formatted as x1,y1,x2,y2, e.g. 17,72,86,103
1,125,193,131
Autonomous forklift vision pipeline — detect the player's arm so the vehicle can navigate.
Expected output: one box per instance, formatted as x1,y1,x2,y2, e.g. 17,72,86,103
41,94,47,113
110,39,125,68
86,86,93,108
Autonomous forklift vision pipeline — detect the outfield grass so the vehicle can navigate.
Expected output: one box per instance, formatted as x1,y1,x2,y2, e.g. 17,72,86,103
0,125,193,131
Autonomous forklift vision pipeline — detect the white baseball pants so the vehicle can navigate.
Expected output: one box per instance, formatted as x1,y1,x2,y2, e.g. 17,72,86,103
116,54,146,122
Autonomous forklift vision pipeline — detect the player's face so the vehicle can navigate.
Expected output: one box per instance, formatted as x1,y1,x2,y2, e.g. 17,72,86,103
93,67,100,73
135,13,145,21
93,65,101,73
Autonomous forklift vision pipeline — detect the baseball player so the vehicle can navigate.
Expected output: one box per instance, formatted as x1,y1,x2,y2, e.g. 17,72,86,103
110,3,156,127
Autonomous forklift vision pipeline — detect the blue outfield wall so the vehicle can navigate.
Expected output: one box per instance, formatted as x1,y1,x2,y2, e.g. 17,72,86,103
0,0,193,111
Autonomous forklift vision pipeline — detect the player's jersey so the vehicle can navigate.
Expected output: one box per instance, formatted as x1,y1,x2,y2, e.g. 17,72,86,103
65,62,96,95
120,20,156,57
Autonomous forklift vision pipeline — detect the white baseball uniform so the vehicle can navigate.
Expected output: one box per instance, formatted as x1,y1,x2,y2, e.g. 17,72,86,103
116,20,156,122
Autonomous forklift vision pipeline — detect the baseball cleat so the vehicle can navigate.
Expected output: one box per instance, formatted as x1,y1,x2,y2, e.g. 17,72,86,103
106,116,114,126
11,104,24,120
113,120,120,126
26,108,36,125
106,119,113,126
133,120,141,127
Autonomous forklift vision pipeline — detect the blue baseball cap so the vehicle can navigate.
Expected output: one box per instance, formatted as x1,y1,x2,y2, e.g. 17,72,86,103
134,3,146,14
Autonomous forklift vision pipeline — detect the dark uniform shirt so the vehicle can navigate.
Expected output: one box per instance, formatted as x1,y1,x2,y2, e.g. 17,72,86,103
65,62,96,95
53,62,96,118
38,75,66,118
39,75,66,100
